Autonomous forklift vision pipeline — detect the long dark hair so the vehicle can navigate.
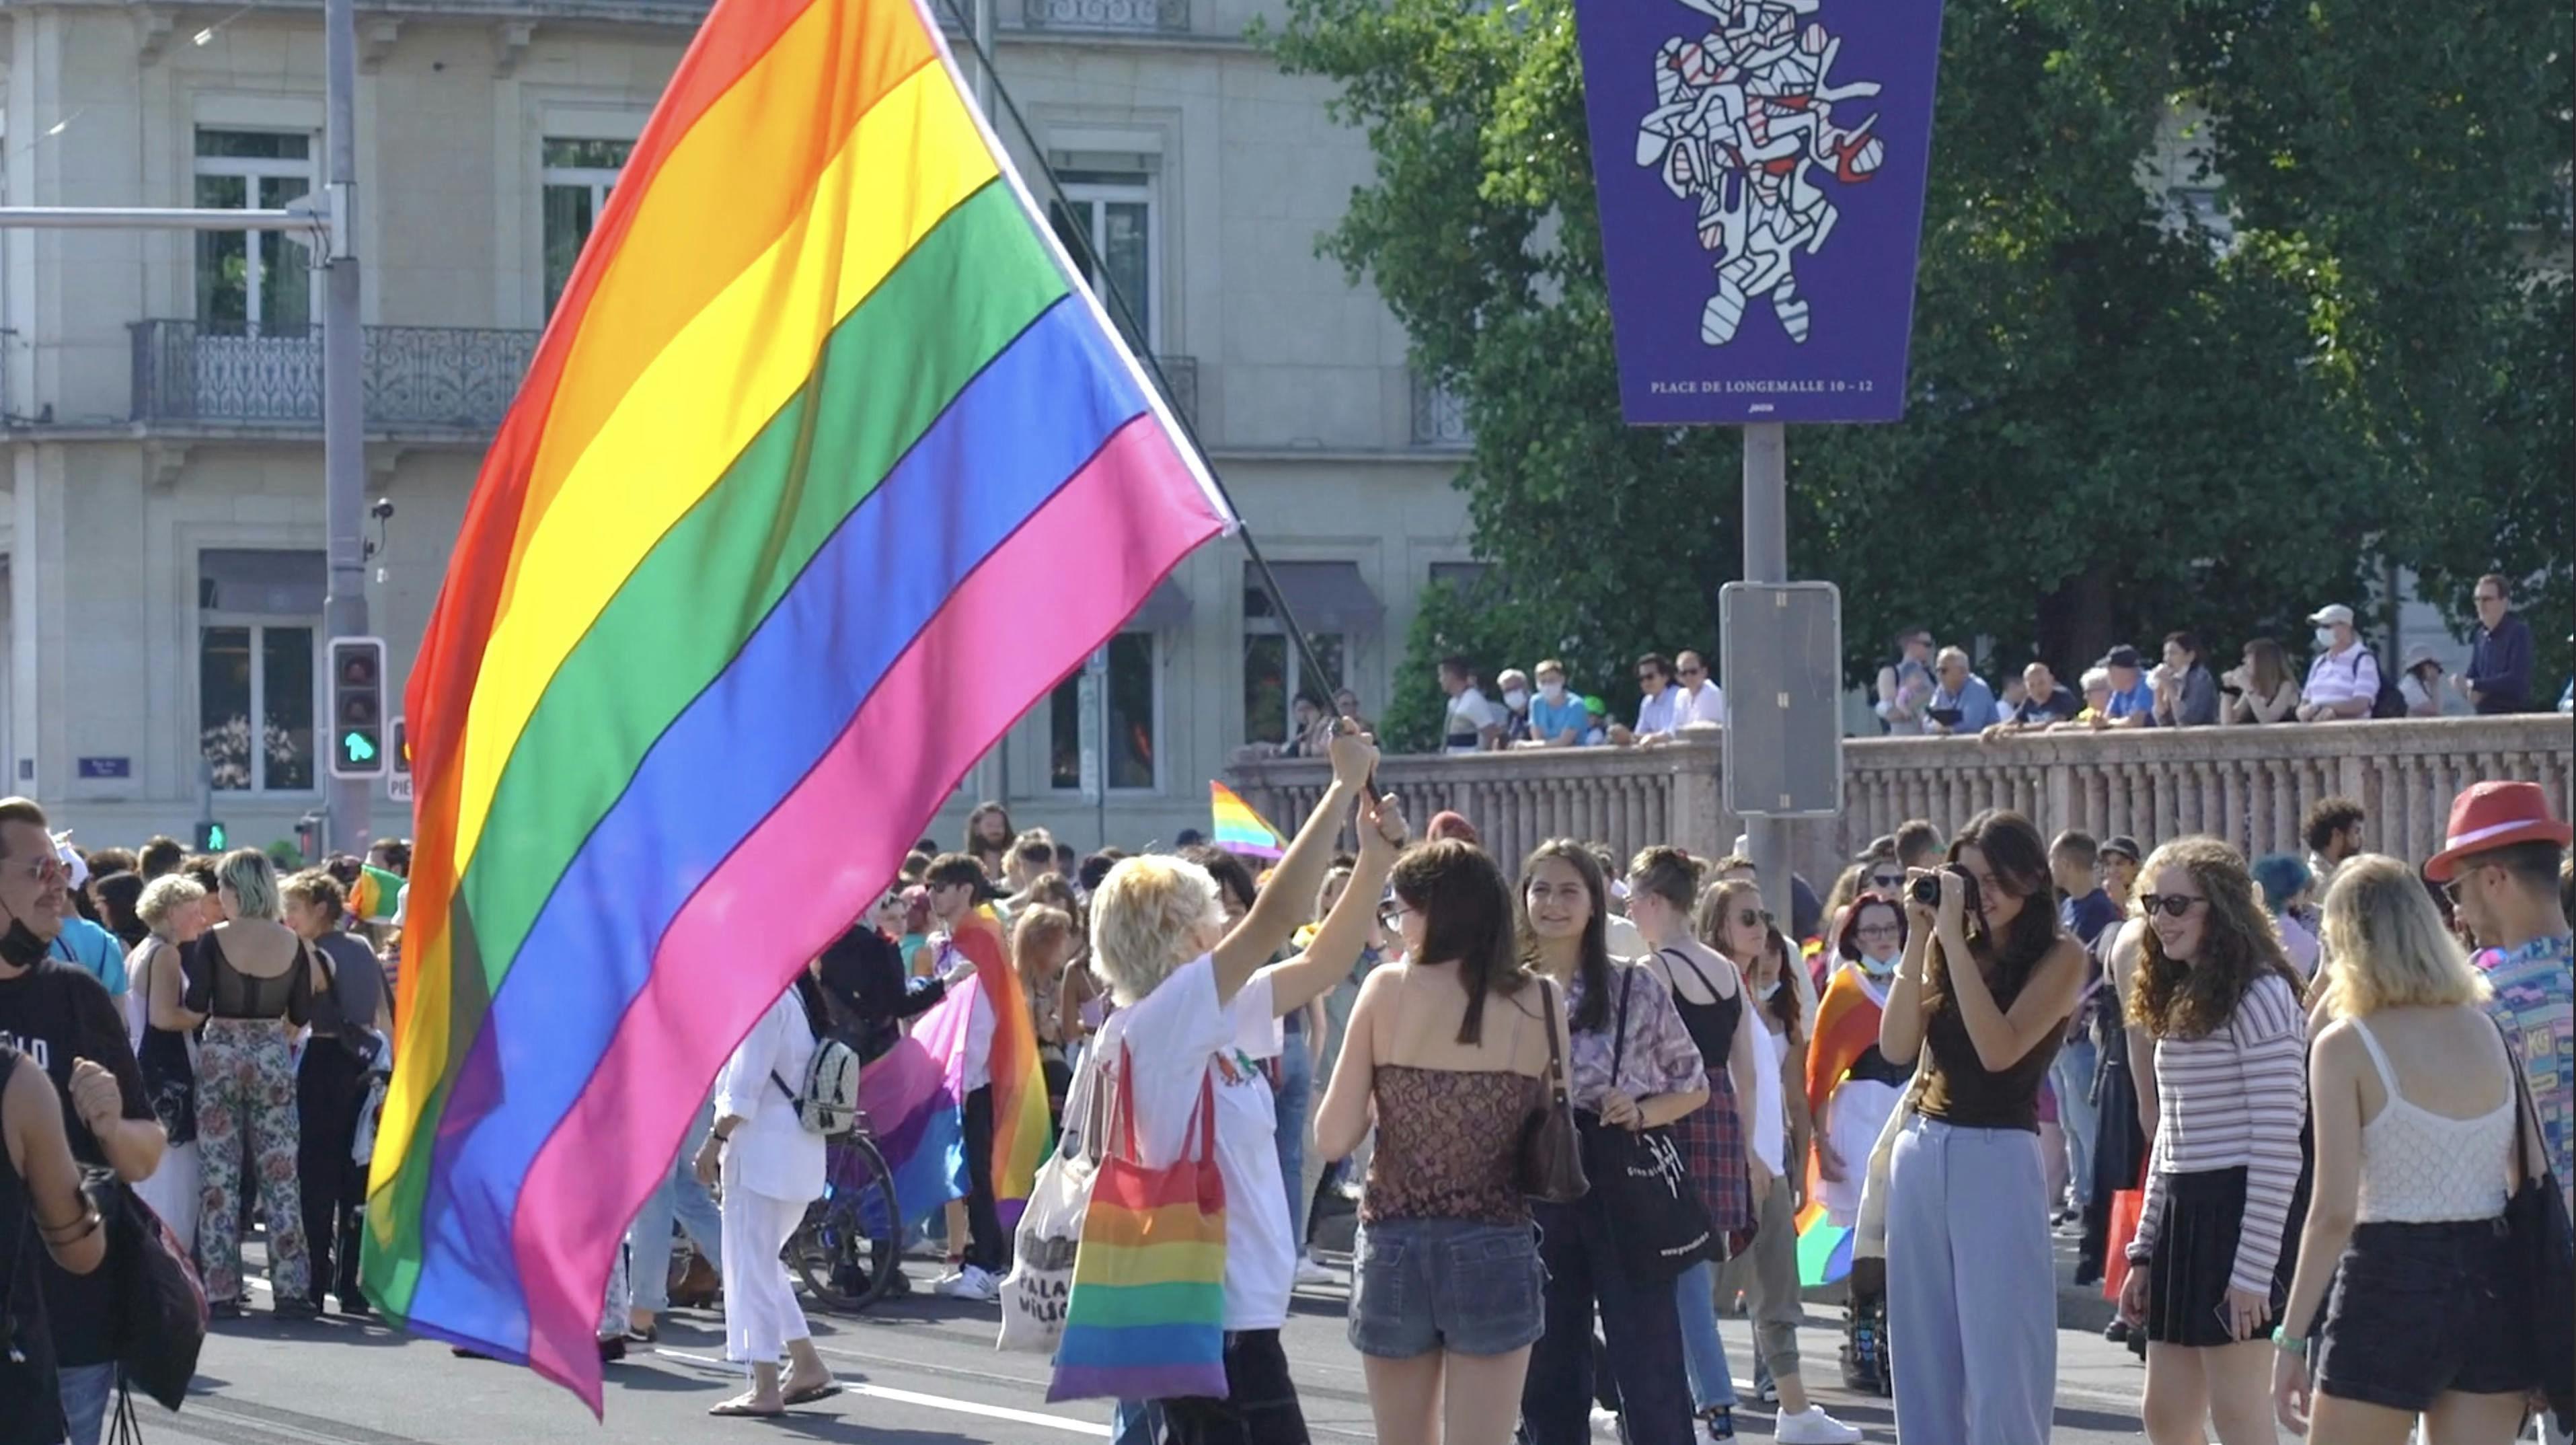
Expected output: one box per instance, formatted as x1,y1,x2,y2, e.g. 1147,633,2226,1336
1392,840,1528,1045
93,871,149,949
1518,839,1615,1034
2128,837,2304,1039
1928,811,2061,1006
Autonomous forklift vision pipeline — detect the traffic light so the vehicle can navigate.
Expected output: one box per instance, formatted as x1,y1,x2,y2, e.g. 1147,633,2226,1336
295,812,327,865
391,714,410,776
194,821,226,852
328,636,388,780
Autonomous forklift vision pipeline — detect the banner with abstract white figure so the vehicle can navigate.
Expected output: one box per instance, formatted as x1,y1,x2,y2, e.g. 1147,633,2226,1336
1570,0,1945,424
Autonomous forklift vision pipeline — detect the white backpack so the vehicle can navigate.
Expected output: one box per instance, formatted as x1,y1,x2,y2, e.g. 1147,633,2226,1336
773,1034,863,1136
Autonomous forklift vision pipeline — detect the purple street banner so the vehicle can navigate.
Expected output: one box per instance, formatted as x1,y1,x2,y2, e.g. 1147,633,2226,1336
1569,0,1946,424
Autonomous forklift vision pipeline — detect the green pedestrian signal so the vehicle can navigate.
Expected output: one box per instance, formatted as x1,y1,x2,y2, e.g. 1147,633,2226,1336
195,821,227,851
328,636,389,780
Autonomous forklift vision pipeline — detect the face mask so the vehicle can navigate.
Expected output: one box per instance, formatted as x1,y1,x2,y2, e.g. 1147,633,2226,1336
1539,681,1565,704
1858,948,1898,974
0,905,45,969
2313,627,2338,651
1503,688,1530,712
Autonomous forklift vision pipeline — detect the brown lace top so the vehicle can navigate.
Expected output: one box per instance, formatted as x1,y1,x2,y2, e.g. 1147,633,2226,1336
1360,1065,1546,1226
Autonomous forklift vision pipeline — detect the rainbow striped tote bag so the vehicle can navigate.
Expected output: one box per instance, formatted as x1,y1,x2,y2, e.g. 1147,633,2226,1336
1045,1048,1228,1403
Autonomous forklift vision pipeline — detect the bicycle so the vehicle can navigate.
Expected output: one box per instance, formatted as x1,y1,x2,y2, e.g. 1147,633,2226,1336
787,1112,903,1312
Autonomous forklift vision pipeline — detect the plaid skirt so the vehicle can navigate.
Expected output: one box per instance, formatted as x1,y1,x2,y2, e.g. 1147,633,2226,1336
1672,1066,1758,1241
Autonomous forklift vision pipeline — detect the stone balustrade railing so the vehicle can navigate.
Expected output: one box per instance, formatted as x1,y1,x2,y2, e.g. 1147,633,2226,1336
1227,716,2575,893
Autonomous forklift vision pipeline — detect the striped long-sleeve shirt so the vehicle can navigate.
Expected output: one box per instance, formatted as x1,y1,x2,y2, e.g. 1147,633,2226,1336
2127,973,2308,1292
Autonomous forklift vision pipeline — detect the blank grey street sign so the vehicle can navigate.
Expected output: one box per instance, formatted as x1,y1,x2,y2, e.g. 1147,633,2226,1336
1720,581,1844,817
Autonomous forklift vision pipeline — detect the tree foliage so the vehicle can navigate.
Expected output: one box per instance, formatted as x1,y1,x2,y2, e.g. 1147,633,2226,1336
1261,0,2572,735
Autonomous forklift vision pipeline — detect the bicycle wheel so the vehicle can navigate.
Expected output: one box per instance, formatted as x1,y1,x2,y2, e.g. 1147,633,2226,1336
790,1132,902,1312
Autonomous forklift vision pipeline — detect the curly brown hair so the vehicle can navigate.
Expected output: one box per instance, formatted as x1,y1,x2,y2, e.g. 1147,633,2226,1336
2127,836,2304,1039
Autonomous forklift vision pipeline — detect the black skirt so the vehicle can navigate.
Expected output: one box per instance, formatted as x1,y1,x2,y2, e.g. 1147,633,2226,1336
2144,1166,2291,1346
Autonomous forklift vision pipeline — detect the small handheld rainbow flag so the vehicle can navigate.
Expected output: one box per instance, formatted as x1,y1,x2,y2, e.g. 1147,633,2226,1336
1210,780,1287,860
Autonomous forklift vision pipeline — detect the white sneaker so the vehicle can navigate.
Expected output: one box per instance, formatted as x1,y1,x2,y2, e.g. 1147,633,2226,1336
932,1267,996,1302
1293,1255,1336,1288
1771,1406,1863,1445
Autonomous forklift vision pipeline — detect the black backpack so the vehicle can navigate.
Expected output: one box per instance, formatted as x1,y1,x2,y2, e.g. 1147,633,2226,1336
2370,653,2408,719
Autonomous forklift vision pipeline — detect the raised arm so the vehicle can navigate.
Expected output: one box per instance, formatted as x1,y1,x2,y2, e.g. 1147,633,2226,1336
1260,792,1410,1018
1929,870,2085,1072
1211,727,1372,1003
1879,891,1936,1066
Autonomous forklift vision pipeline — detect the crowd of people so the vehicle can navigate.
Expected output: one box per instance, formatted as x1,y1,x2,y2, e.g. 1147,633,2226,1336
2,716,2570,1445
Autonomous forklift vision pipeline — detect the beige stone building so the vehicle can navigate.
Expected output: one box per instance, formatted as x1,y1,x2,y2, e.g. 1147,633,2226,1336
1,0,1475,854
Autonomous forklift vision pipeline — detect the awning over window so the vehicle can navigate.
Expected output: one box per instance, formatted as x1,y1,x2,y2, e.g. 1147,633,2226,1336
198,549,325,616
1131,576,1192,630
1262,560,1384,632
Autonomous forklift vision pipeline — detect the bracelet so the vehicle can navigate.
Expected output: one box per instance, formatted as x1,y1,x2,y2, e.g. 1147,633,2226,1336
38,1208,102,1244
2271,1325,2308,1356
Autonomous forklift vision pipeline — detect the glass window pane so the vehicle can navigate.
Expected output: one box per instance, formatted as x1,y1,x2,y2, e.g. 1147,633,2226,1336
1307,633,1347,708
195,175,250,327
1107,633,1156,789
1101,200,1151,348
197,130,306,159
200,626,253,792
1049,675,1082,790
263,626,315,792
543,184,597,316
259,176,313,334
1243,633,1286,746
542,137,631,169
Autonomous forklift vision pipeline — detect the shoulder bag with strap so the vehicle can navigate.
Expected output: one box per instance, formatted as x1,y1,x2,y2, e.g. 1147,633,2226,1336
1518,977,1588,1203
1579,966,1713,1280
772,989,863,1138
2494,1018,2574,1431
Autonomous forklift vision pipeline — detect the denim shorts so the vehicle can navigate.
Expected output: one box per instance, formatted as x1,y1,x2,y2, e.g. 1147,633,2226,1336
2316,1218,2534,1412
1348,1217,1546,1360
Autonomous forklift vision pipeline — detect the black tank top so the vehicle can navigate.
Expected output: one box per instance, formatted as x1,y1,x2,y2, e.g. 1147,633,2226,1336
1657,948,1744,1075
0,1043,67,1445
185,930,313,1023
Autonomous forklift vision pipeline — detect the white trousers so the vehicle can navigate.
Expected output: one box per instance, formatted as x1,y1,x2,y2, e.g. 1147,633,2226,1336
136,1141,200,1257
720,1179,810,1368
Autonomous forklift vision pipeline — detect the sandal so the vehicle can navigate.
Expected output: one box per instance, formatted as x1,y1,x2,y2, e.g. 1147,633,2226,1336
708,1399,786,1419
782,1382,841,1407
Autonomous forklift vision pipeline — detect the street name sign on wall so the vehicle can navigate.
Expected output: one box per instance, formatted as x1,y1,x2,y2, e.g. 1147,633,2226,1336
1569,0,1946,424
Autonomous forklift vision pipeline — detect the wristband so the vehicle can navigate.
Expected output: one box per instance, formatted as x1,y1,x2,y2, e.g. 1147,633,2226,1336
2271,1325,2308,1356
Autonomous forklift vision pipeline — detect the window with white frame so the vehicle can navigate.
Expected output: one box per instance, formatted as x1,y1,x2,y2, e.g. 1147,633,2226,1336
542,137,634,316
1242,587,1345,748
1045,171,1158,352
1050,632,1160,790
197,551,323,793
194,130,316,333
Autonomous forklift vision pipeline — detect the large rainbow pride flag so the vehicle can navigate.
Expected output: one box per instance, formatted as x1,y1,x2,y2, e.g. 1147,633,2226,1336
358,0,1227,1401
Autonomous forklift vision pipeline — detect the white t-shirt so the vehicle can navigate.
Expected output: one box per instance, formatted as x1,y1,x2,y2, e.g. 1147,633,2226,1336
963,981,997,1093
1745,1007,1786,1177
1092,954,1291,1331
1443,687,1502,753
1681,679,1727,727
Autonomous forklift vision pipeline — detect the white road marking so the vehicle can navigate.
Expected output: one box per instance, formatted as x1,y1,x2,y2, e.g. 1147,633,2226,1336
652,1348,1112,1436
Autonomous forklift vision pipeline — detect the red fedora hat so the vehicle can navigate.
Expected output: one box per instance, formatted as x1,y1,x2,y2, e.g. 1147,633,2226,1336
2423,780,2574,883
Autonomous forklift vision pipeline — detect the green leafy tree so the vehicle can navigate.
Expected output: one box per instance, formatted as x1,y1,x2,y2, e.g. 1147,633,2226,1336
1262,0,2569,705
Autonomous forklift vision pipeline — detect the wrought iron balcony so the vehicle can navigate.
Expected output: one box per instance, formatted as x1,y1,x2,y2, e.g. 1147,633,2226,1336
1410,370,1472,447
1023,0,1188,34
130,320,538,434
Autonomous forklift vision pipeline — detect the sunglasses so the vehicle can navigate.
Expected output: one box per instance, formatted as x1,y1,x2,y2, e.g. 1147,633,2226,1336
1736,909,1774,929
2136,893,2205,919
1867,871,1905,891
1,856,67,886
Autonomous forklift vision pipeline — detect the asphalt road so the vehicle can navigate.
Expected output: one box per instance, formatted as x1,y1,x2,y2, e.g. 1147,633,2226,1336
147,1254,2179,1444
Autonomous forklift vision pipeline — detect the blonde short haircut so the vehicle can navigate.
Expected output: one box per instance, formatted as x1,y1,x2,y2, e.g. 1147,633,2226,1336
2315,854,2491,1018
217,847,282,921
1088,855,1223,1007
137,875,206,940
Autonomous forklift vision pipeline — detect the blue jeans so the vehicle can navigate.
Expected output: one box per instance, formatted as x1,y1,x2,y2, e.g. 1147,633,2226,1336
2051,1035,2100,1208
1274,1040,1313,1248
1673,1259,1739,1412
1523,1194,1694,1445
60,1362,114,1445
628,1095,724,1314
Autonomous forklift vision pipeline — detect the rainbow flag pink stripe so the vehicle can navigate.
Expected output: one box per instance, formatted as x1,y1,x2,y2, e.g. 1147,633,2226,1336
358,0,1226,1404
